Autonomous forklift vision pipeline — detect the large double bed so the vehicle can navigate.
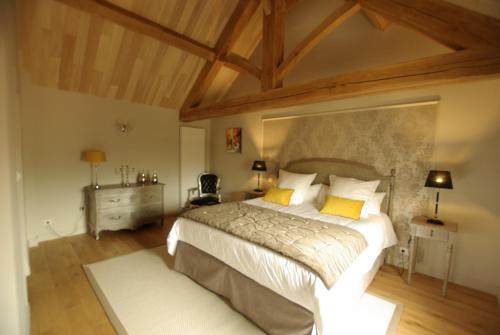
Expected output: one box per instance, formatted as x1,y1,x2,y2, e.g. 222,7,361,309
167,158,398,335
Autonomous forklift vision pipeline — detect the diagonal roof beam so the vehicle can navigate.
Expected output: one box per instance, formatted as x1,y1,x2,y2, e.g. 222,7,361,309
181,48,500,121
220,53,262,80
359,0,500,51
180,0,261,114
54,0,216,61
276,1,361,81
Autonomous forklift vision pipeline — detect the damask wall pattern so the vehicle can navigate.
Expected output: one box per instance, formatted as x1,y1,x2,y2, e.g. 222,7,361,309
262,104,438,259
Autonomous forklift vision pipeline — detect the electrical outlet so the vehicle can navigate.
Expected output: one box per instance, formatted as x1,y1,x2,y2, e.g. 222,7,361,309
399,246,409,256
44,219,52,226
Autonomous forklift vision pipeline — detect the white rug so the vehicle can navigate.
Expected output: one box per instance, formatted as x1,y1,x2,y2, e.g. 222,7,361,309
84,247,403,335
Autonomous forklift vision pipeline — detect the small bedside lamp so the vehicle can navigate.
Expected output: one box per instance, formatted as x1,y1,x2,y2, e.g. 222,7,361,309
251,160,267,192
83,150,106,190
424,170,453,225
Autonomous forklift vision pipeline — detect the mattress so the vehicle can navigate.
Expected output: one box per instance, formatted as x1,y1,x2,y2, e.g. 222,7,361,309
167,198,398,334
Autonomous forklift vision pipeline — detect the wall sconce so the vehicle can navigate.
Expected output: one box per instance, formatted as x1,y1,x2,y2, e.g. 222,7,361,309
116,120,133,135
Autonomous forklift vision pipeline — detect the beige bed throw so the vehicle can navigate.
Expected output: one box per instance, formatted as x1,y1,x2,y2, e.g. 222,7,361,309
181,202,367,288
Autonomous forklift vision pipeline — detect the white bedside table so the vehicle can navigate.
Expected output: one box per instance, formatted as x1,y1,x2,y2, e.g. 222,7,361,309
408,216,458,297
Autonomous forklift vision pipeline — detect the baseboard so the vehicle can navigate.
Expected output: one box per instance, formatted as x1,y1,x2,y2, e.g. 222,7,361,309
28,226,88,248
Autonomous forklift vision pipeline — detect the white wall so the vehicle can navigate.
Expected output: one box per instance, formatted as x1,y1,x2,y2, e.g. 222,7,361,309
0,0,30,333
20,78,210,245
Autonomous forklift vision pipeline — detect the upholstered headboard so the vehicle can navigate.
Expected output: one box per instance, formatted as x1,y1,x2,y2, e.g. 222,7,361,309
283,158,395,217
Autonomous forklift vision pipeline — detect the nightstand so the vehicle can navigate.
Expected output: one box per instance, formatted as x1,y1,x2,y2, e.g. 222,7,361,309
243,190,265,200
408,216,458,296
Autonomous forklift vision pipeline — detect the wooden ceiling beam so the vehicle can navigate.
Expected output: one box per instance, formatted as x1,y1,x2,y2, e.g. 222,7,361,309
262,0,286,91
180,48,500,121
179,0,261,114
262,0,272,16
276,1,361,81
363,9,391,31
359,0,500,51
220,53,262,80
54,0,217,61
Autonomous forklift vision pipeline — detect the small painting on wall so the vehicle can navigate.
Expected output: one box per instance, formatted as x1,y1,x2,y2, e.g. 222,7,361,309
226,128,242,153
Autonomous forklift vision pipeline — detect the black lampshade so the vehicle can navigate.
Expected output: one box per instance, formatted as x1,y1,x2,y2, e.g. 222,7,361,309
425,170,453,189
252,160,267,172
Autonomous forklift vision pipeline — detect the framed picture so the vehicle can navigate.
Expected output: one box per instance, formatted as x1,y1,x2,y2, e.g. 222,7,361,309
226,128,242,153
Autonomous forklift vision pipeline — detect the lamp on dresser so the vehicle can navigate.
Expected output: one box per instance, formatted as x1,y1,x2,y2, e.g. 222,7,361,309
83,150,106,190
251,160,267,192
424,170,453,225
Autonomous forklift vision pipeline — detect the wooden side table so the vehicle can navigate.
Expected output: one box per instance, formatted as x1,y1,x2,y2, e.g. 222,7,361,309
243,190,266,200
408,216,458,297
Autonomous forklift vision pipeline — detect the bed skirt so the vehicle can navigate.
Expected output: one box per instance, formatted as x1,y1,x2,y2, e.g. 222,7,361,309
173,241,315,335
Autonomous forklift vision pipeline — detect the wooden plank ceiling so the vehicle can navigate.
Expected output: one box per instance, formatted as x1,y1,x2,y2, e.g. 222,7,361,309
18,0,500,120
17,0,263,109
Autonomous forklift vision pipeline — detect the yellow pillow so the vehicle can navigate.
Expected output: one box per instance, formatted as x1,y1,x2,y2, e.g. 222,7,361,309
263,187,294,206
320,195,365,220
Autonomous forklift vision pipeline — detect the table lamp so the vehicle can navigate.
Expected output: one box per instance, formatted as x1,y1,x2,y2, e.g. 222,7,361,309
424,170,453,225
251,160,267,192
83,150,106,189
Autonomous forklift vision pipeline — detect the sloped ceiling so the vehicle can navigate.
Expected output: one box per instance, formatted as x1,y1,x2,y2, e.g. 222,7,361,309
17,0,500,112
17,0,262,109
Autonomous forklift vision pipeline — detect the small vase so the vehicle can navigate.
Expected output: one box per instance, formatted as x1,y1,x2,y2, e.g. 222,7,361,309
152,172,159,184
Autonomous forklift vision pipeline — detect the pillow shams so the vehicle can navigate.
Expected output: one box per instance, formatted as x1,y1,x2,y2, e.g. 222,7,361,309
316,184,329,209
328,175,380,218
366,192,386,216
303,184,322,203
278,170,317,205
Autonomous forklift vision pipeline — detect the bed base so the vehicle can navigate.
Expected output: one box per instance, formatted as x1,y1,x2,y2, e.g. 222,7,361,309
174,241,386,335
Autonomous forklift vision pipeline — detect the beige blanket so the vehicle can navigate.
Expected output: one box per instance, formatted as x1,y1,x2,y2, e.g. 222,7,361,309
181,202,367,288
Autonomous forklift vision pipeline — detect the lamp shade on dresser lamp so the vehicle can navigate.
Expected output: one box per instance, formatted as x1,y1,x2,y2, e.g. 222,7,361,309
83,150,106,190
251,160,267,192
424,170,453,224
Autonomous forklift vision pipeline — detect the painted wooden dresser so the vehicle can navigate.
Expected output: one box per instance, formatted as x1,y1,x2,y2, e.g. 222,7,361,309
85,183,164,240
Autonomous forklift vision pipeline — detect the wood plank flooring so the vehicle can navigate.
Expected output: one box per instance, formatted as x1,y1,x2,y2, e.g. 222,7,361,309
28,217,500,335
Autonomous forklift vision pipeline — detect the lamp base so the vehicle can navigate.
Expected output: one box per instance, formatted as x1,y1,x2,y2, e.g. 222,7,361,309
426,218,444,225
253,188,264,193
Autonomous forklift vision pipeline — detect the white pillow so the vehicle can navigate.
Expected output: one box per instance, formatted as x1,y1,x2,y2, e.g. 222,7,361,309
328,175,380,218
316,184,329,209
365,192,386,216
303,184,322,203
278,169,317,205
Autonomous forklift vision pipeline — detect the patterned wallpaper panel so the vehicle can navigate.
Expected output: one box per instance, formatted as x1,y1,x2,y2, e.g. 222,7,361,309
262,104,438,252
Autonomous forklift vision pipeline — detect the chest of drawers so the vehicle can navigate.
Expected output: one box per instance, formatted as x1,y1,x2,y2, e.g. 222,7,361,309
85,183,164,240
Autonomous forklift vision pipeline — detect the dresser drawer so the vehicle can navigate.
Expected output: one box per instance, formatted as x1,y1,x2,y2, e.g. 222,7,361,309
98,189,162,209
99,208,132,228
415,225,449,241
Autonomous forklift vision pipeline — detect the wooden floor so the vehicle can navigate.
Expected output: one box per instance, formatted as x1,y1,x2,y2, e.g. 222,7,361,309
29,218,500,335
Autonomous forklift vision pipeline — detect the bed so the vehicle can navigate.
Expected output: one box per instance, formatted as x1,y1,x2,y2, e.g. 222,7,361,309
167,158,398,335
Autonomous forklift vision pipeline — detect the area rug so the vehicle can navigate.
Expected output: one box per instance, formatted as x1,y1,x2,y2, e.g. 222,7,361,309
84,247,403,335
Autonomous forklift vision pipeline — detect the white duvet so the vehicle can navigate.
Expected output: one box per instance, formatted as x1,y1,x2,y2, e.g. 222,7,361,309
167,198,398,335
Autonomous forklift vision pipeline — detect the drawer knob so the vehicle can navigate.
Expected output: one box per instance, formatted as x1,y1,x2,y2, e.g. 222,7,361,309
110,215,122,220
108,199,121,203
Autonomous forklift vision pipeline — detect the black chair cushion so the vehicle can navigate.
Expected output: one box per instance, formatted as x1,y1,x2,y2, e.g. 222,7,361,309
190,196,220,206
